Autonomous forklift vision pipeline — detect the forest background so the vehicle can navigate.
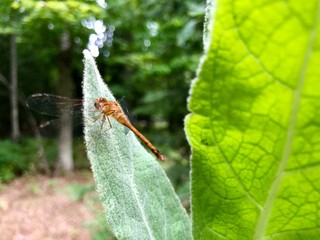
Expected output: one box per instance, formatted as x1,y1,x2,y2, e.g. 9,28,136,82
0,0,203,180
0,0,203,238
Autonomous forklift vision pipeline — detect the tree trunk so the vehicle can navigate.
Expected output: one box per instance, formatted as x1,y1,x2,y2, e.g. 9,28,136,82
10,34,20,142
58,110,73,172
56,32,74,172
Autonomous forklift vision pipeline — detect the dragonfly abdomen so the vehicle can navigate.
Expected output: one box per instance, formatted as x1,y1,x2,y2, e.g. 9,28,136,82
124,122,165,161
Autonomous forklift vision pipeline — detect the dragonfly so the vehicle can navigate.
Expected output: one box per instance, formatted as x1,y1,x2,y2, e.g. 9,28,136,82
26,93,165,161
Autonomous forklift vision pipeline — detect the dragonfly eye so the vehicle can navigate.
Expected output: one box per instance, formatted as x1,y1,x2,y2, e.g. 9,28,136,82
94,100,99,109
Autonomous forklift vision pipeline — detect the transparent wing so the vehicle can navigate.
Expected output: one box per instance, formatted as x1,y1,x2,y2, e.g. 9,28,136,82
117,97,134,134
26,93,83,117
26,93,84,129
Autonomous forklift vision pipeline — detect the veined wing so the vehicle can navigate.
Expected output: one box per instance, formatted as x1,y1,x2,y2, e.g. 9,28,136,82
26,93,83,118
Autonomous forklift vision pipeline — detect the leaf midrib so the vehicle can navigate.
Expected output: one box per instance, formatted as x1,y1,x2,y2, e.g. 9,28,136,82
253,3,320,239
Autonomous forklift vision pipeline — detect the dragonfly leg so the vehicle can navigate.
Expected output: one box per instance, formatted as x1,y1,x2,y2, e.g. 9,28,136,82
105,115,112,131
99,114,106,131
86,113,102,131
91,114,106,139
92,113,103,123
90,114,113,140
88,109,100,113
100,115,112,136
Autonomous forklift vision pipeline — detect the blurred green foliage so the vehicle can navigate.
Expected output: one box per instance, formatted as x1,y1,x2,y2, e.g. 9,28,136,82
0,138,38,183
0,0,204,190
0,138,86,183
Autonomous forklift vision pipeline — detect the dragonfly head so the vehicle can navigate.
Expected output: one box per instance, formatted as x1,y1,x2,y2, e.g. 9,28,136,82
94,97,108,110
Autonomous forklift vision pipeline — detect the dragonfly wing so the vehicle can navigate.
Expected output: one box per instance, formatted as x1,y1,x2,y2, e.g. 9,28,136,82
26,93,83,117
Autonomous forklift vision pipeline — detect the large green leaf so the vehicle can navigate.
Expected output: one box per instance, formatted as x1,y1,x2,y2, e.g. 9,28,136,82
186,0,320,239
82,50,192,239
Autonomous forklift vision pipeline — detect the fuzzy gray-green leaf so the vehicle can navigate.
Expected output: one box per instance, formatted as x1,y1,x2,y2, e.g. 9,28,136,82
82,50,192,239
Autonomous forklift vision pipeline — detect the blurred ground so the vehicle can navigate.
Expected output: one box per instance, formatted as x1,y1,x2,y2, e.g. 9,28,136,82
0,172,103,240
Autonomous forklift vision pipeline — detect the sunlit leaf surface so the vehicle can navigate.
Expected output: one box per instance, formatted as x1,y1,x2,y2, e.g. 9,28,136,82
186,1,320,239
